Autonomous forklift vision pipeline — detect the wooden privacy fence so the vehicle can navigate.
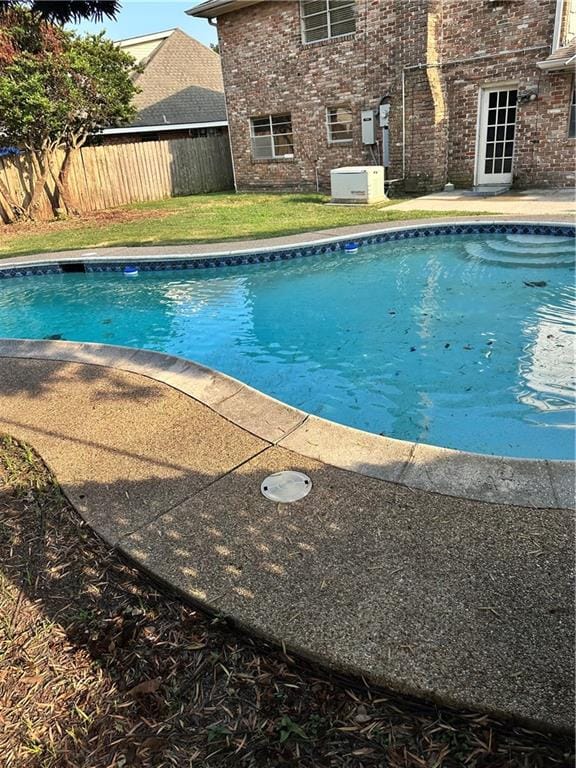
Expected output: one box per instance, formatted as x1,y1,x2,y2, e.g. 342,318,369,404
0,133,234,223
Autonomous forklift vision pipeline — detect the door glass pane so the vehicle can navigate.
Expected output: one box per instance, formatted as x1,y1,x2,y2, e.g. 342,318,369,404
498,108,507,123
504,141,514,157
489,92,498,108
487,126,495,141
506,125,515,140
498,91,508,107
503,158,512,173
493,159,503,173
485,159,493,173
509,90,517,106
496,125,505,141
486,143,495,158
495,142,504,158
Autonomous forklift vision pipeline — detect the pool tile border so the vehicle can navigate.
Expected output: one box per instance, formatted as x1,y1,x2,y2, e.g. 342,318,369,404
0,221,573,279
0,338,572,510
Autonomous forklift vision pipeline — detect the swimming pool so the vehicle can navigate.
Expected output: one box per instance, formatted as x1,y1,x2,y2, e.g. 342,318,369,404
1,225,574,460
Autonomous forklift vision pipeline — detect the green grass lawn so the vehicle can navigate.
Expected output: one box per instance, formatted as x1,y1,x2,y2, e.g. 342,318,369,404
1,192,492,259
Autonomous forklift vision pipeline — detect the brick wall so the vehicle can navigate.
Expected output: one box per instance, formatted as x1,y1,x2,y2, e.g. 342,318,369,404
217,0,575,192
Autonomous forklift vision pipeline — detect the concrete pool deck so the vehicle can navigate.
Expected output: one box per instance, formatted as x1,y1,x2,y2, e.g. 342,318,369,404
0,343,573,732
384,188,576,218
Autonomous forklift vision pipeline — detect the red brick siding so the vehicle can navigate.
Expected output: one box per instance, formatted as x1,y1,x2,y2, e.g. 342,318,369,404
217,0,574,192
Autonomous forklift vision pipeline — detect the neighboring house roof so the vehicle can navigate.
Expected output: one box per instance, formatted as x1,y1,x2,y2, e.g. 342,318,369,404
187,0,264,18
117,29,177,64
537,38,576,70
114,28,227,130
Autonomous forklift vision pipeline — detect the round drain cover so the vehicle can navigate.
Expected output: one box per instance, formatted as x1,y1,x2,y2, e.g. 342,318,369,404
261,471,312,503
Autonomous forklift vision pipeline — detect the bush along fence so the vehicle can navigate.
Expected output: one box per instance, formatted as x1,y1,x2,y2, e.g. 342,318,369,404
0,134,234,223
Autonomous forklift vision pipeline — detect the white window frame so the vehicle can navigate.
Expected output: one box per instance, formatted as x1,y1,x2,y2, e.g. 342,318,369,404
249,114,294,160
300,0,356,45
553,0,576,51
326,106,353,143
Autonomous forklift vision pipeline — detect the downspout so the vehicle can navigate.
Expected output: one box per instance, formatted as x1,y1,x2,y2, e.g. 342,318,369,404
209,16,239,193
401,68,406,180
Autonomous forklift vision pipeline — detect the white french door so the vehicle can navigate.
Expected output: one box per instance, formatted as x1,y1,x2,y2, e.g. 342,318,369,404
475,87,518,186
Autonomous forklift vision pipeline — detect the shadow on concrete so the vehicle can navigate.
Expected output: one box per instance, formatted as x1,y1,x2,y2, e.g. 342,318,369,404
0,355,574,738
0,356,158,402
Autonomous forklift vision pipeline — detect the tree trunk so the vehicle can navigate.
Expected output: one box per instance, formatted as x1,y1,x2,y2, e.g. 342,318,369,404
54,146,80,216
48,150,69,216
0,176,23,223
27,149,57,219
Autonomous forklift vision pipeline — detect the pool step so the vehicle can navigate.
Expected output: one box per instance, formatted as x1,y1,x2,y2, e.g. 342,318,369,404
506,234,574,245
485,240,575,255
464,242,575,266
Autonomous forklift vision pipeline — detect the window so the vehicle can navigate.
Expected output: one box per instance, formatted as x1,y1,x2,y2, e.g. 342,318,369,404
301,0,355,44
326,106,353,142
250,115,294,159
569,83,576,138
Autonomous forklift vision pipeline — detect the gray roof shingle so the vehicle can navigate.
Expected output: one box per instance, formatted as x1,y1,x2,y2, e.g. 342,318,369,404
129,28,226,127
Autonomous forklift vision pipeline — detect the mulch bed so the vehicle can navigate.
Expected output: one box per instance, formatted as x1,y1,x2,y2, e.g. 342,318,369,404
0,434,573,767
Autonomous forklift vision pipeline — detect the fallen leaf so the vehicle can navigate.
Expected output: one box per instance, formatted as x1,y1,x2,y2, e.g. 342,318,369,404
127,677,162,696
355,704,371,724
21,675,43,686
140,736,167,751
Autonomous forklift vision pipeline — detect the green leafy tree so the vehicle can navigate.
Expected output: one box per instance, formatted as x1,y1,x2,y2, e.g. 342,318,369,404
52,33,139,214
0,9,137,219
0,1,120,24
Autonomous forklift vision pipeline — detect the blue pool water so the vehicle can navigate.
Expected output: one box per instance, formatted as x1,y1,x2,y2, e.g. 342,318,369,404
0,232,574,459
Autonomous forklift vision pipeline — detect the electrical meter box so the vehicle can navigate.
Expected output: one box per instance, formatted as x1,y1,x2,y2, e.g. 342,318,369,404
361,109,377,144
379,103,390,127
330,166,386,205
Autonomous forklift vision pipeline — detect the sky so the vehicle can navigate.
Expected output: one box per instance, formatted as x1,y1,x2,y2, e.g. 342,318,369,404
70,0,217,46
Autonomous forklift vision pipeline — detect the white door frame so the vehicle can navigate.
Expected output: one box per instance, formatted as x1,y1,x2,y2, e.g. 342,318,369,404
474,84,519,187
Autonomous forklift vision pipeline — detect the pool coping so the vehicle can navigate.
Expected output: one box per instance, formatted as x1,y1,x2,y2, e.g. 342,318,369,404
0,338,572,510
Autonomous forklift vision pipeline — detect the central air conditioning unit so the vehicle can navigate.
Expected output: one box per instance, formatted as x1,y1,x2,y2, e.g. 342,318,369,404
330,166,386,205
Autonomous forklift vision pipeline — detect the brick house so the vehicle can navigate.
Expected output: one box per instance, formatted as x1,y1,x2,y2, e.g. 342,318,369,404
187,0,576,193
